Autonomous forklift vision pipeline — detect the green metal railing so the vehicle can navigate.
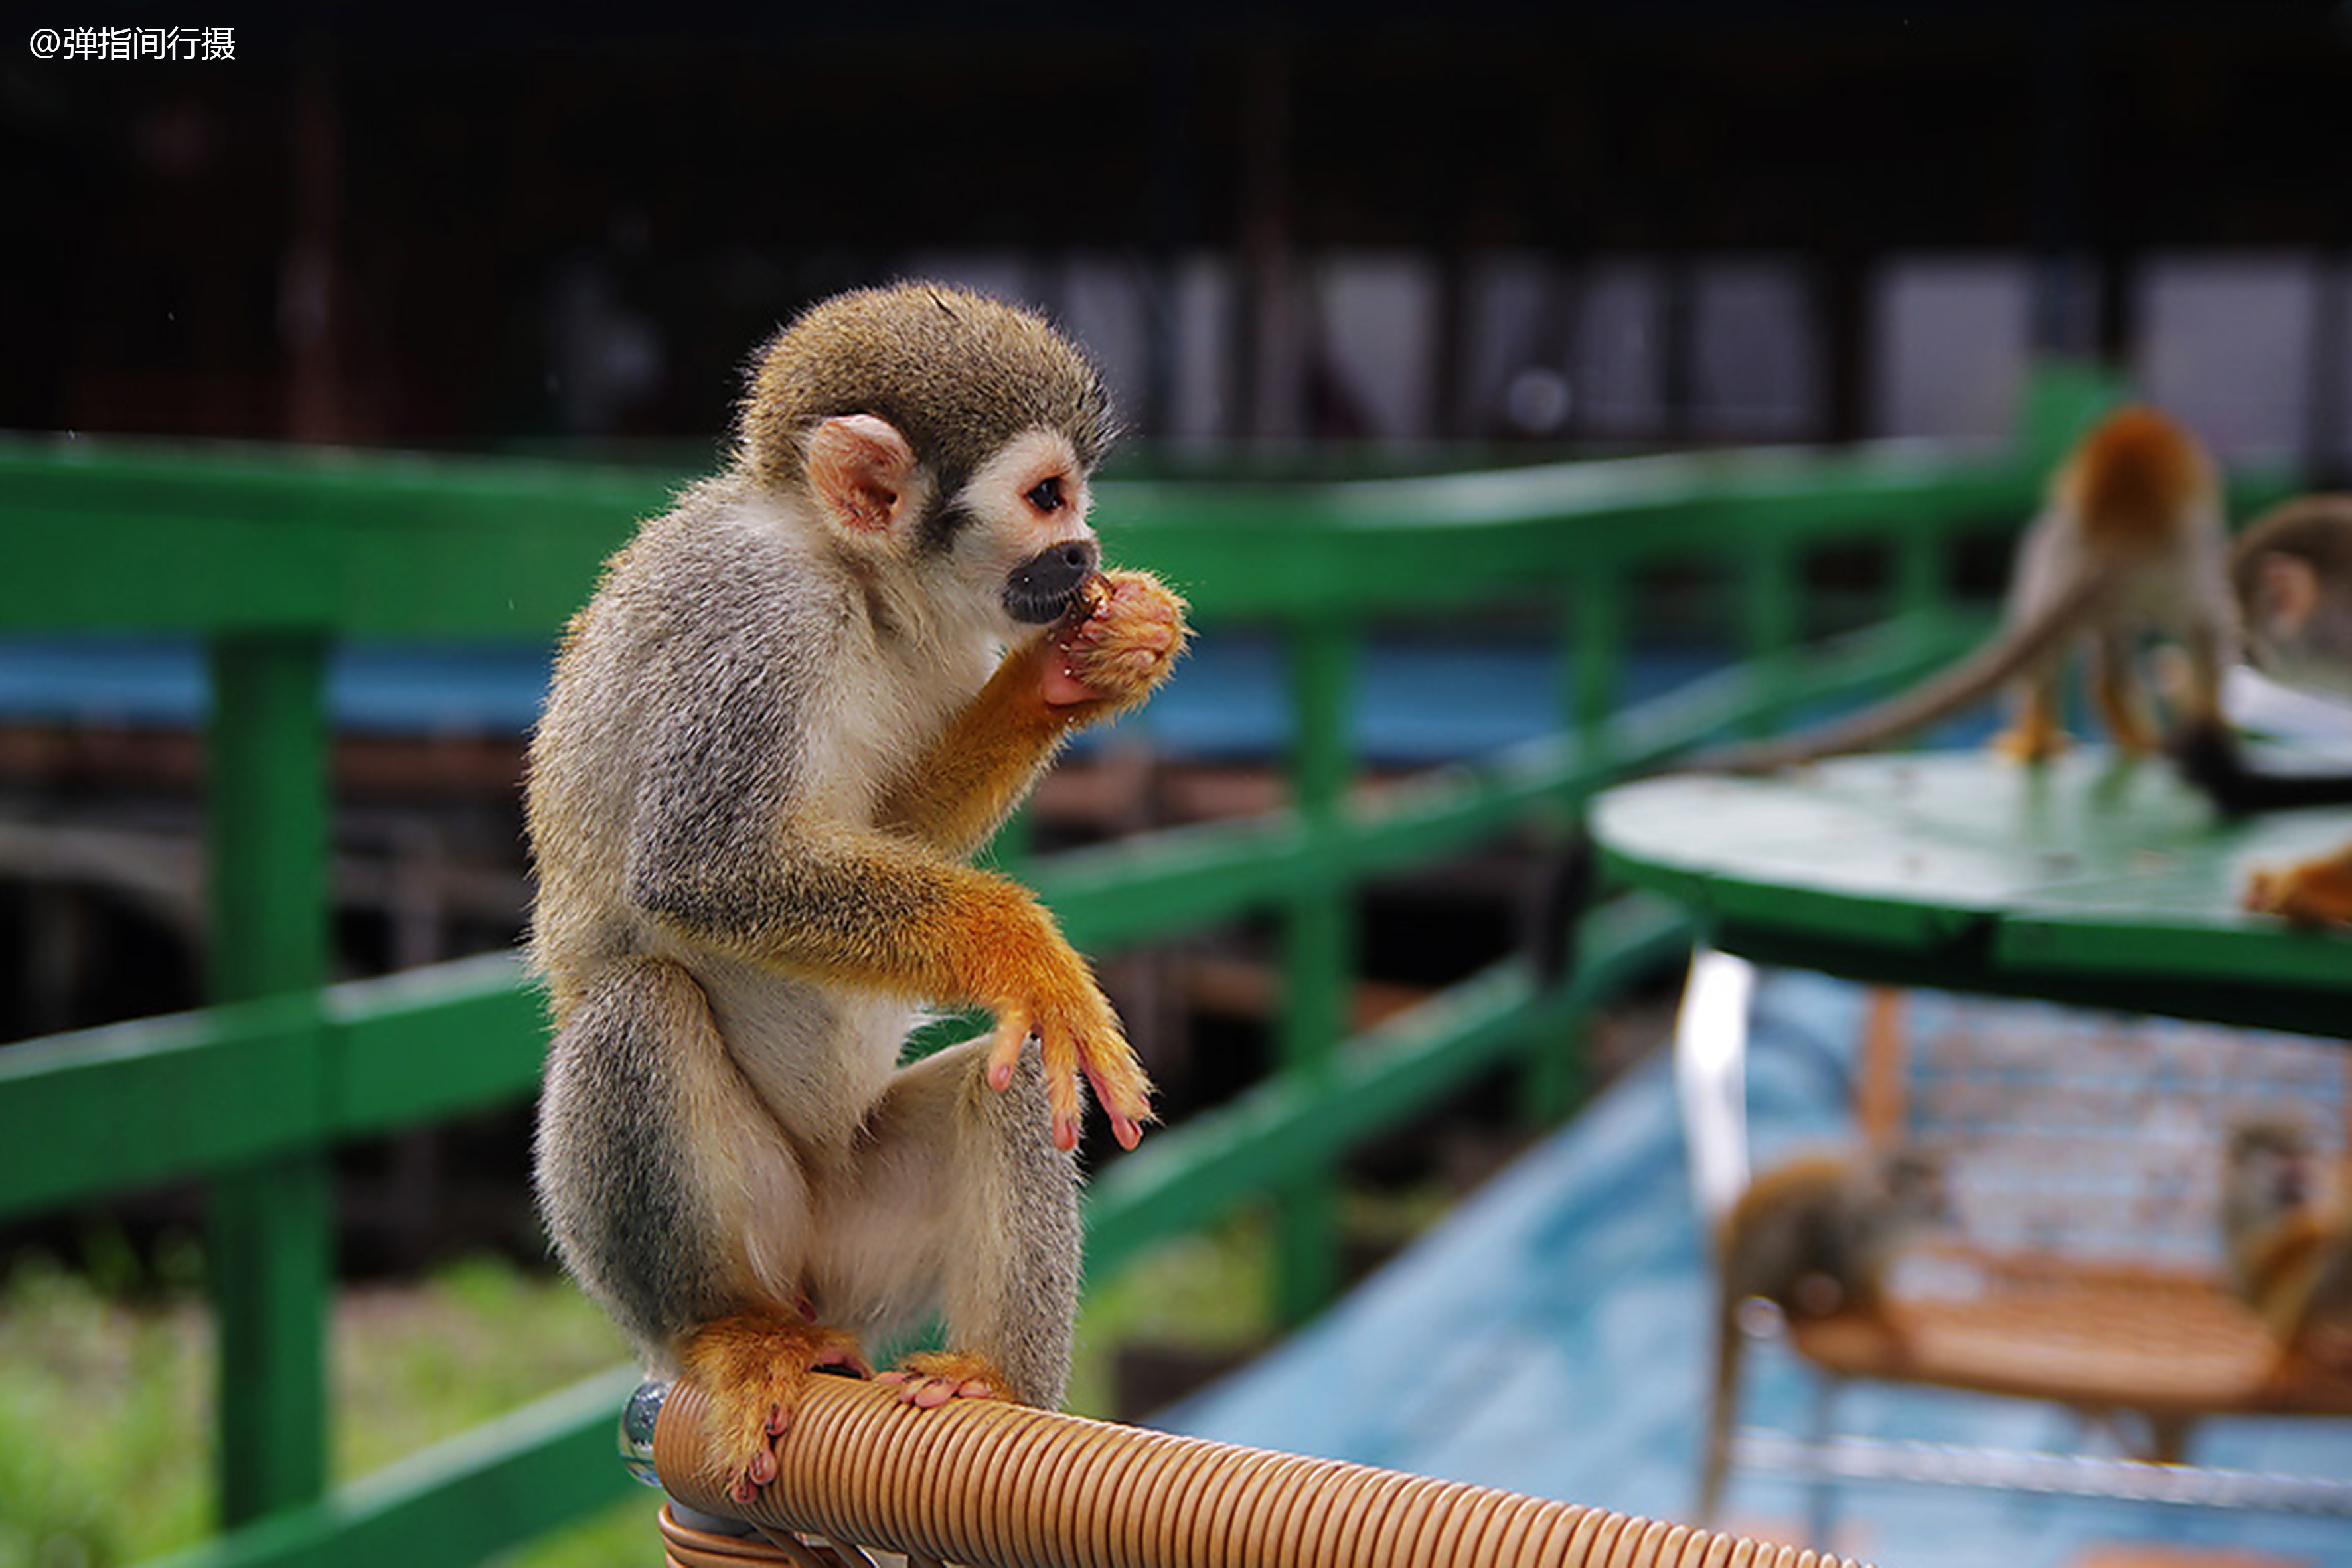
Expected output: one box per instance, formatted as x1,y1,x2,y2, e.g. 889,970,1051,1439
0,366,2289,1568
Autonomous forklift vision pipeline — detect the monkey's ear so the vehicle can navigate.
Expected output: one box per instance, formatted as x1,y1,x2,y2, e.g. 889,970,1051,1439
2254,551,2319,635
805,415,919,538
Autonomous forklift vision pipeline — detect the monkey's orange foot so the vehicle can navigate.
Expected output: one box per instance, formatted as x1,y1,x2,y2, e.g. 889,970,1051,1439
2103,713,2161,755
1991,725,2070,763
878,1350,1012,1409
678,1312,871,1504
985,987,1156,1153
1044,570,1188,711
2242,852,2352,928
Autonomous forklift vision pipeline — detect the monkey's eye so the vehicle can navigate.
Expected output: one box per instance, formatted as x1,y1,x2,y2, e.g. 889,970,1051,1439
1026,477,1065,514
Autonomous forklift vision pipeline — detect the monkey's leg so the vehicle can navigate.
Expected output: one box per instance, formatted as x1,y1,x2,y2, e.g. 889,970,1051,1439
2243,833,2352,927
815,1037,1082,1411
1992,667,2068,762
634,823,1152,1150
878,569,1187,858
2171,621,2230,736
2089,631,2161,754
534,958,867,1504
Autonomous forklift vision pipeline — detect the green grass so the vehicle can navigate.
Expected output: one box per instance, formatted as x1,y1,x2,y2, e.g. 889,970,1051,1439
0,1249,629,1568
0,1255,212,1568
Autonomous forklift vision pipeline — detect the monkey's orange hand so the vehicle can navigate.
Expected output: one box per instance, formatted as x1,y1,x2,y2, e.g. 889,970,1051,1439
2243,843,2352,929
679,1311,871,1506
1040,570,1188,714
878,1349,1011,1409
984,969,1154,1153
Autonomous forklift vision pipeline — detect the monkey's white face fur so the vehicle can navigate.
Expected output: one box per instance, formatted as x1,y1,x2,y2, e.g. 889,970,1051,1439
802,416,1097,644
945,428,1097,624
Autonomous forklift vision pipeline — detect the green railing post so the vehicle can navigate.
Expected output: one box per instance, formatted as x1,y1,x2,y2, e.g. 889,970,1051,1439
1273,612,1358,1325
1894,520,1946,623
206,634,334,1526
1569,557,1626,754
1737,540,1804,737
1516,557,1628,1123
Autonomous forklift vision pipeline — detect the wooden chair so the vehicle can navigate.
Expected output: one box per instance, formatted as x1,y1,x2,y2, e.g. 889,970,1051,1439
1676,948,2352,1528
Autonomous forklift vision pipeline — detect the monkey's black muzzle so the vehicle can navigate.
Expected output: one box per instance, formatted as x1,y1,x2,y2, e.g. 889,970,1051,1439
1003,540,1101,625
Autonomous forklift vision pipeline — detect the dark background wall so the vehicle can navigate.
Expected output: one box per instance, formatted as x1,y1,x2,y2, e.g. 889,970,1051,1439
9,4,2351,457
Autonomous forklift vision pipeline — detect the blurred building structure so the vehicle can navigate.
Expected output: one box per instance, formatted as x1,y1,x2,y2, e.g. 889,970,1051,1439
8,4,2352,465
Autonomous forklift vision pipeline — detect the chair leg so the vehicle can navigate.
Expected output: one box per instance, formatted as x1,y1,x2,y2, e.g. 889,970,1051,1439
2142,1411,2197,1466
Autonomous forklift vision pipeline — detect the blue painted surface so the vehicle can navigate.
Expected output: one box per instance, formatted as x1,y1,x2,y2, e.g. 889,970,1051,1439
0,638,557,736
0,633,2011,773
0,631,2025,764
0,634,1738,763
1152,971,2352,1567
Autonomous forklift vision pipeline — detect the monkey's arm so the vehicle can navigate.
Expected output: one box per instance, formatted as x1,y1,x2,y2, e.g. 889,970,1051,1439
878,570,1187,858
629,816,1150,1148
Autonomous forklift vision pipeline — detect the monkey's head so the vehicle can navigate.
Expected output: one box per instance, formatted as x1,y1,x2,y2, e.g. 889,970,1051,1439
739,282,1118,633
1875,1146,1952,1225
2232,494,2352,702
2225,1117,2315,1215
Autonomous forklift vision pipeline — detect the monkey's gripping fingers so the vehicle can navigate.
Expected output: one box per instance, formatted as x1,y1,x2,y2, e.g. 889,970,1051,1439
1041,570,1188,714
678,1312,872,1506
985,986,1155,1153
877,1350,1012,1410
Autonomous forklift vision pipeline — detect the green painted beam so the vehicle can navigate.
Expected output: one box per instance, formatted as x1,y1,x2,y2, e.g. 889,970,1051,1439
1,428,2299,637
327,953,547,1137
0,960,537,1224
0,433,2048,637
0,443,665,636
0,998,321,1221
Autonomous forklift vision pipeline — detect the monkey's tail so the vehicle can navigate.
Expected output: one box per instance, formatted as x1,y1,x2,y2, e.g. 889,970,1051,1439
2173,718,2352,814
1687,568,2118,774
1696,1299,1744,1524
1526,567,2112,984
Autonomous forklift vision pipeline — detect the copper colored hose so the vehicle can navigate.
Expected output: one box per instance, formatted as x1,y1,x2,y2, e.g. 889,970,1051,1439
651,1376,1867,1568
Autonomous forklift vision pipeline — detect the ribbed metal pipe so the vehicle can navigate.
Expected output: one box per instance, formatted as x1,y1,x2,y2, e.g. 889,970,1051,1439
652,1377,1865,1568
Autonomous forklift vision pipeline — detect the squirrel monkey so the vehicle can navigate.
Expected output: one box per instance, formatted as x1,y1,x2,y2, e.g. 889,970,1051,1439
2221,1119,2352,1373
528,283,1188,1504
1538,408,2234,982
2167,495,2352,925
1709,405,2233,772
1697,1146,1949,1521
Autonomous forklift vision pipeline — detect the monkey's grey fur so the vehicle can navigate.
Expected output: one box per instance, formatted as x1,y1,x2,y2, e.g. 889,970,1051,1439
528,283,1123,1411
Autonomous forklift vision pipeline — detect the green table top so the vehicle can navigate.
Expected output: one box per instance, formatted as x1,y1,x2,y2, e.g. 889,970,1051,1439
1590,750,2352,1039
